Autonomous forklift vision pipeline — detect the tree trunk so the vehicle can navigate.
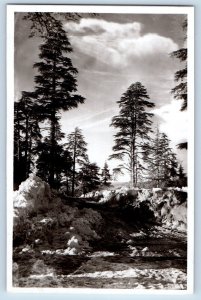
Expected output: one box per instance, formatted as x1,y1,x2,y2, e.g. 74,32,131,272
49,114,56,187
71,132,77,196
26,126,33,178
24,114,29,179
49,58,56,187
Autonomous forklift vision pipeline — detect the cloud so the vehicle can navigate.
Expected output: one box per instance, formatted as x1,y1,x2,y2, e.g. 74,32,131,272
152,100,188,149
65,18,178,68
66,18,141,38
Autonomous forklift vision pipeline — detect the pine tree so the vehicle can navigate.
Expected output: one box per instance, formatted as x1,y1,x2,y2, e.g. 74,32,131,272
142,126,161,187
171,19,187,111
79,162,101,195
101,162,111,186
66,127,88,196
177,164,187,187
33,27,85,187
145,129,179,188
36,123,68,189
37,143,73,190
61,149,74,195
171,18,187,150
23,12,97,38
110,82,155,187
14,92,41,186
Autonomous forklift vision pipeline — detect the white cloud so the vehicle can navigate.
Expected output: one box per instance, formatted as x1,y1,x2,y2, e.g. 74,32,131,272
65,18,178,68
152,100,188,149
66,18,141,38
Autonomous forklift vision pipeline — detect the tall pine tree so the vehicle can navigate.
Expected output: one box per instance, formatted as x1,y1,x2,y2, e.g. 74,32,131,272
14,92,41,186
33,26,85,187
110,82,155,187
36,123,70,189
66,127,88,196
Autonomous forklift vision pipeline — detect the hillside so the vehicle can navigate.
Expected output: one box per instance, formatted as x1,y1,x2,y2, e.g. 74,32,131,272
12,174,187,289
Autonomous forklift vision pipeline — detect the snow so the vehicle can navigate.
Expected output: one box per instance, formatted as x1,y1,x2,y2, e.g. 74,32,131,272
13,194,28,208
129,246,162,257
168,187,188,192
39,207,103,256
97,186,188,233
67,267,186,284
13,174,51,215
67,235,80,247
41,250,55,255
130,231,146,238
40,217,54,224
13,176,188,290
88,251,116,257
29,273,54,279
41,247,82,256
13,175,104,256
152,188,162,192
20,245,34,254
34,239,41,244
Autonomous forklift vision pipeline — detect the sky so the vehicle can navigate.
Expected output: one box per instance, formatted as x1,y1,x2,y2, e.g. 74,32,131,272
14,12,187,181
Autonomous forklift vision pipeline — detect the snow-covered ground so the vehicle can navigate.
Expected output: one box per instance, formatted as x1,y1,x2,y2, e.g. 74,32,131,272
12,175,187,290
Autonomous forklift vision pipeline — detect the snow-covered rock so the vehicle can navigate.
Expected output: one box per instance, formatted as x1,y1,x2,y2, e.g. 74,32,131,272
95,186,187,233
13,174,51,214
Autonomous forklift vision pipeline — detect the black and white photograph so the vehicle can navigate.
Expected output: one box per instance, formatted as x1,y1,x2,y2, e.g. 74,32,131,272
7,5,194,292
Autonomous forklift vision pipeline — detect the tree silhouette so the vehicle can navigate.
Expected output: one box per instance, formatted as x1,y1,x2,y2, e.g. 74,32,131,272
36,124,71,189
14,92,41,186
79,162,101,195
171,19,187,111
171,18,187,150
101,162,111,186
145,129,179,188
23,12,98,38
33,27,85,187
177,164,187,187
110,82,155,187
66,127,88,196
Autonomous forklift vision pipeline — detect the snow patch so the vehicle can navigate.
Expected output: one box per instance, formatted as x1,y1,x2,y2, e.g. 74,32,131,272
40,217,54,224
68,267,186,284
152,188,162,192
20,245,34,254
13,174,51,215
29,273,54,279
88,251,116,257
